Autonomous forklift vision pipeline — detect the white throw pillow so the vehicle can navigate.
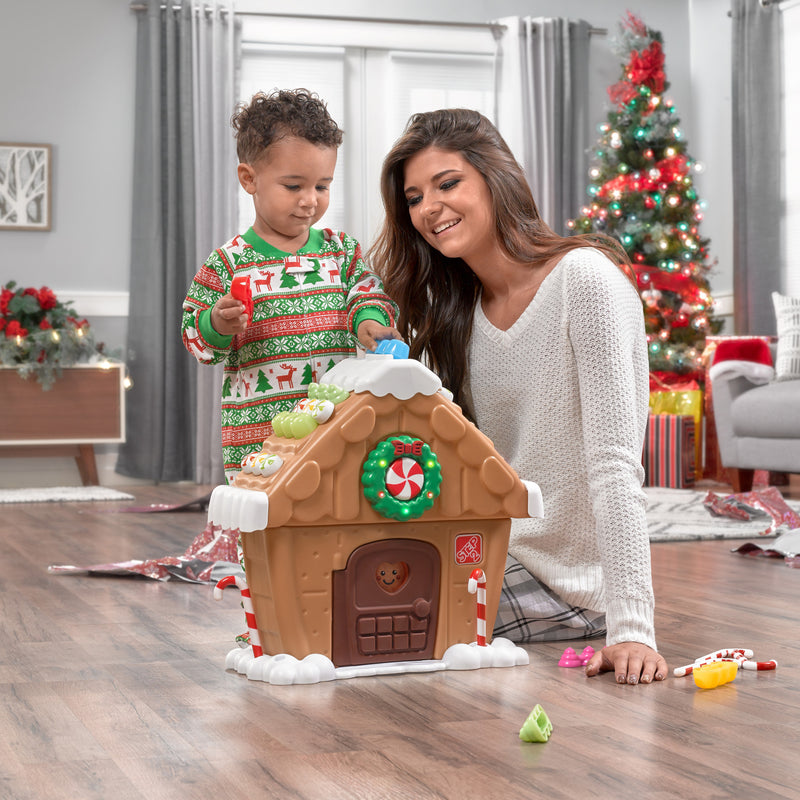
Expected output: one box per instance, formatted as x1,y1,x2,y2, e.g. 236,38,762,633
772,291,800,381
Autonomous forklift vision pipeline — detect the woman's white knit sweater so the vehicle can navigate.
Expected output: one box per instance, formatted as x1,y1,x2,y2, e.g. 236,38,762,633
468,247,656,649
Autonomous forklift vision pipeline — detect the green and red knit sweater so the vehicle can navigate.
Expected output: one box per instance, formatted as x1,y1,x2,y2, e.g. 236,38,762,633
181,227,397,482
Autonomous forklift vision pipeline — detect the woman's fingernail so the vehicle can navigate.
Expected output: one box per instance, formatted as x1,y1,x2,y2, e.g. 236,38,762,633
628,675,638,684
617,675,626,683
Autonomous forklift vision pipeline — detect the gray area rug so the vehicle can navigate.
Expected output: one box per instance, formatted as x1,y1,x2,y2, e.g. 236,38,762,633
645,486,799,542
0,486,135,504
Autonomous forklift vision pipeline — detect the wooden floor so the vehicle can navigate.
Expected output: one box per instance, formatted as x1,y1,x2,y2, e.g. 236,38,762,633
2,480,799,800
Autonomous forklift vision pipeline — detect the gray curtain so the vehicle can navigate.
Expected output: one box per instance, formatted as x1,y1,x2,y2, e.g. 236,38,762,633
494,17,591,234
117,0,238,483
731,0,782,334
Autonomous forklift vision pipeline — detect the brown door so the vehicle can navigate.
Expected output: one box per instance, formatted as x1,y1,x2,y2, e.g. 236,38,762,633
332,539,441,667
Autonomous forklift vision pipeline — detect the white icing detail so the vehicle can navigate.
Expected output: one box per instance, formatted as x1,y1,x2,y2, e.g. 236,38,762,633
520,479,544,519
221,637,527,684
241,452,283,477
438,386,454,402
320,355,442,400
208,485,269,531
294,397,335,423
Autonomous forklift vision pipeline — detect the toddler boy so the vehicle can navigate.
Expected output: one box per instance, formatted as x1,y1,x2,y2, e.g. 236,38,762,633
182,89,399,482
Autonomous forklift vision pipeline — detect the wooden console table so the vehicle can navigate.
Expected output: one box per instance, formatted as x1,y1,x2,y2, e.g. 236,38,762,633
0,363,126,485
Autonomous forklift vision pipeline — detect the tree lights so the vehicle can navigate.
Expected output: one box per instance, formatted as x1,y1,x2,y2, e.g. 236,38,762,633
568,13,721,376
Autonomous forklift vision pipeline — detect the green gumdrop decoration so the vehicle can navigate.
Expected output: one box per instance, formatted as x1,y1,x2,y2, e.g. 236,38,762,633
271,411,290,438
308,382,349,405
289,413,318,439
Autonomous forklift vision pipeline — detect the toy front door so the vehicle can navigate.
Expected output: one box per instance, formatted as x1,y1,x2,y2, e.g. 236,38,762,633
332,539,441,667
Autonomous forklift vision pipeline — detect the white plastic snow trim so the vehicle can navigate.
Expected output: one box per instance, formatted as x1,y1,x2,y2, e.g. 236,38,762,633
320,354,442,400
207,485,269,531
222,637,530,685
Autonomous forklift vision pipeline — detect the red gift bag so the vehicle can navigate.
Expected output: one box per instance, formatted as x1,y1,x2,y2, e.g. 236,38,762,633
643,414,696,489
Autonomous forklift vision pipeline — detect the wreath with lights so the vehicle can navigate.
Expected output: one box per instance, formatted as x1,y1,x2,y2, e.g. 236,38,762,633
361,434,442,521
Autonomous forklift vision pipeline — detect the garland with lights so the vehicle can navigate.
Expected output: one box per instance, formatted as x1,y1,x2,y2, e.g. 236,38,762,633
568,12,722,378
0,281,114,390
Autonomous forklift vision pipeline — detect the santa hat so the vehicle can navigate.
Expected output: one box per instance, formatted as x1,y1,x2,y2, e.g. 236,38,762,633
709,338,775,384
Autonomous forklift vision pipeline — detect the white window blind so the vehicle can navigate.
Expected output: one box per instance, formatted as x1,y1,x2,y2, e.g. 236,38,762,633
783,2,800,294
238,45,346,235
237,17,497,247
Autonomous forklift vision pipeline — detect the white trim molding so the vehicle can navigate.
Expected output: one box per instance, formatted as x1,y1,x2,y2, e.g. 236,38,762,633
55,291,129,318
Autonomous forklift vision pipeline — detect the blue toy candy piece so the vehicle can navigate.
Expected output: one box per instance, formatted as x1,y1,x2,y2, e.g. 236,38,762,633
373,339,410,359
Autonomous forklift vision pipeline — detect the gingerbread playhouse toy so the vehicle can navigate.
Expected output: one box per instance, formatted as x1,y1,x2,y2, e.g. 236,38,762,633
208,348,543,684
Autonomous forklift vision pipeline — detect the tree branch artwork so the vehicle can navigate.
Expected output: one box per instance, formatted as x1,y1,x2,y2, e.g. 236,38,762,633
0,143,51,231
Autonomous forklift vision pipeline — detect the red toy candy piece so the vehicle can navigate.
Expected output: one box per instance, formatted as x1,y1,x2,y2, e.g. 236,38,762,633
230,275,254,324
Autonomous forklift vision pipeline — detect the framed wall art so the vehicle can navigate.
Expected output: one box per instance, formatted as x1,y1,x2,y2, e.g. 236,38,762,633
0,143,52,231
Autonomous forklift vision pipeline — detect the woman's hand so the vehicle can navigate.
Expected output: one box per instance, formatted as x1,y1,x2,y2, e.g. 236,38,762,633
585,642,668,685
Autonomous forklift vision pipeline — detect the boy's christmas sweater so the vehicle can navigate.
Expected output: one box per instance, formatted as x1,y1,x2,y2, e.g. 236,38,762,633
181,227,397,481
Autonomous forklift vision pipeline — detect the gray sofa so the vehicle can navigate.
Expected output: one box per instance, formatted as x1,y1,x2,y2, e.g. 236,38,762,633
710,344,800,492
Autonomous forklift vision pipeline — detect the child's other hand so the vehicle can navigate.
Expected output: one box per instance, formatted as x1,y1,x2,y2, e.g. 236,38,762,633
585,642,668,685
357,320,402,352
211,294,249,336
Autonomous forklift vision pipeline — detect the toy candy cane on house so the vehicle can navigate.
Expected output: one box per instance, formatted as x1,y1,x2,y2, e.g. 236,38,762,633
468,568,487,647
214,574,263,658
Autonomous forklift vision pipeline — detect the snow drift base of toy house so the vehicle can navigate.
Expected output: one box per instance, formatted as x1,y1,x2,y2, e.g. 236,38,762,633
222,636,530,685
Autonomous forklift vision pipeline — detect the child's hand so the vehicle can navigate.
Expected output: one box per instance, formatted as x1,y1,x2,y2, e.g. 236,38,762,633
211,294,249,336
585,642,668,685
357,320,403,352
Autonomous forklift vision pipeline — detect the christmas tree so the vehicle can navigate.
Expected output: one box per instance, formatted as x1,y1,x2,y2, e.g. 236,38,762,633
568,13,721,379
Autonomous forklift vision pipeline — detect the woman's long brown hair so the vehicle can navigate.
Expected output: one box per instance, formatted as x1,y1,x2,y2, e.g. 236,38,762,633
369,108,632,421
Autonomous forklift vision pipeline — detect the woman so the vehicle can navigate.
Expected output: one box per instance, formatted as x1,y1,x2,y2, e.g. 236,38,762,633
371,109,667,685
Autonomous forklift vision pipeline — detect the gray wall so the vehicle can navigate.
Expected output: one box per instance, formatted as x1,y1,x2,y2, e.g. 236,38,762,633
0,0,734,486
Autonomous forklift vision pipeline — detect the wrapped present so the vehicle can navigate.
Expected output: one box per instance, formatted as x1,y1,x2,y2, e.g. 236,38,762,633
643,414,696,489
649,375,703,479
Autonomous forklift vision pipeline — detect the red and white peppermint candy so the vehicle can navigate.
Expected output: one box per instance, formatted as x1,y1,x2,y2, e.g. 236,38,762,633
385,457,424,500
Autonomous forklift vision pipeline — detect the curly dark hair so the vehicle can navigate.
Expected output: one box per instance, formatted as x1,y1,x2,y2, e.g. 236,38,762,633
231,88,344,163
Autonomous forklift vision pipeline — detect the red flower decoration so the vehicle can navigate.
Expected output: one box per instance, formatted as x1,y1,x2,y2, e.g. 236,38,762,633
37,287,58,311
5,320,28,338
0,288,13,316
607,80,638,107
627,41,665,94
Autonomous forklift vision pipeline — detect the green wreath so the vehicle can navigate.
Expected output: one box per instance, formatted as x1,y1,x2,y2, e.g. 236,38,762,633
361,434,442,521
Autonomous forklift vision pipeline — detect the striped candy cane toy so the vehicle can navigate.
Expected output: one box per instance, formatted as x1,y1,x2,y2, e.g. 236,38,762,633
214,574,263,659
468,568,487,647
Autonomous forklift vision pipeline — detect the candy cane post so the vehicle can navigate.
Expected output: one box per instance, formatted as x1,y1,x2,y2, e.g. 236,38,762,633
468,568,487,647
214,574,263,658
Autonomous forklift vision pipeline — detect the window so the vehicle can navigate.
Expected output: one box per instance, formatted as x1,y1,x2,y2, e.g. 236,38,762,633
783,2,800,295
237,15,497,248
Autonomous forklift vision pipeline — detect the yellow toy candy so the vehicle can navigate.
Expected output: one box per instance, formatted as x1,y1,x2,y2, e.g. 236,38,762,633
693,660,738,689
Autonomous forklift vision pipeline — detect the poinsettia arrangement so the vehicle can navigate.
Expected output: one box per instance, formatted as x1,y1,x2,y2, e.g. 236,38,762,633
0,281,106,389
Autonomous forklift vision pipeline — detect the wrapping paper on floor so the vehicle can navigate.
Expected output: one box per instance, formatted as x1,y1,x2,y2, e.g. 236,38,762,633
703,486,800,536
48,522,239,581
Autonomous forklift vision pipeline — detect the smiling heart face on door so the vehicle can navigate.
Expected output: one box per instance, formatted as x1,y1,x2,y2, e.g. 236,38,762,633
375,561,409,593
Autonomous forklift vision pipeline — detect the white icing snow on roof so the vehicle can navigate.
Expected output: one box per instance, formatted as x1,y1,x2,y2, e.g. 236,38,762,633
320,354,442,400
208,485,269,531
521,480,544,519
